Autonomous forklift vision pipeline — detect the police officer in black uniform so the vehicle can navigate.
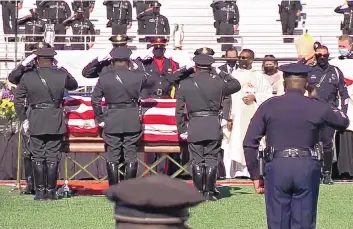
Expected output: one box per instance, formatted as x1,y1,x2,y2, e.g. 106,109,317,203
279,0,302,35
175,54,241,201
63,7,95,50
1,0,23,41
72,0,95,19
306,45,349,184
91,47,153,186
211,0,239,43
335,0,353,35
41,0,71,50
133,0,156,34
137,2,170,36
14,48,78,201
243,63,349,229
18,7,46,57
104,0,132,35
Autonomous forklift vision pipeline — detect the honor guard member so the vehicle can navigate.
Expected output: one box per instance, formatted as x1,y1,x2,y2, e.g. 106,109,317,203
91,47,152,186
105,175,205,229
305,45,349,184
104,0,132,35
243,63,349,229
63,7,96,50
133,0,155,34
210,0,239,43
279,0,302,35
14,48,78,201
82,35,144,79
41,0,72,50
17,7,46,57
335,0,353,35
72,0,95,19
1,0,23,41
175,54,241,201
137,2,170,36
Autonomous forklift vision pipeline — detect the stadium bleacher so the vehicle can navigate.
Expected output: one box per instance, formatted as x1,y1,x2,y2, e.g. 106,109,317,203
0,0,346,79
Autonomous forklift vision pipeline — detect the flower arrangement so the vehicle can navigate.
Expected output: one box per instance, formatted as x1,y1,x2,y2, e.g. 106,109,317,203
0,80,17,120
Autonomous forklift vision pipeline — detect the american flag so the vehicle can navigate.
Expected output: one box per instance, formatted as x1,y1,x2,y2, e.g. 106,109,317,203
63,95,181,142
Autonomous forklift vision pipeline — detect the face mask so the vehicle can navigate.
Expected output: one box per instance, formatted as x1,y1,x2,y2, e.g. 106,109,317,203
339,48,350,56
238,60,249,69
153,9,160,14
76,13,83,19
263,66,276,74
153,48,164,58
316,56,329,68
226,60,237,68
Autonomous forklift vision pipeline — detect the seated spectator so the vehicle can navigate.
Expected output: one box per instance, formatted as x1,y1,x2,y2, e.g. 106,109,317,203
262,55,284,95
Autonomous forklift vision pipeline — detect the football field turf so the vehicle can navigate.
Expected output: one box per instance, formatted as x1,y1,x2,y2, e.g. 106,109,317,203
0,184,353,229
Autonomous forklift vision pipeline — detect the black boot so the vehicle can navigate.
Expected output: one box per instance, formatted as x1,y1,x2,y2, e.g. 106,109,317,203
23,157,35,195
204,166,218,201
107,162,119,186
125,162,138,180
32,161,46,201
46,162,59,200
192,164,204,195
323,150,334,185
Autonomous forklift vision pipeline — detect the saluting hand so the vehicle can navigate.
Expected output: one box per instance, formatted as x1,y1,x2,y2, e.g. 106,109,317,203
253,179,265,194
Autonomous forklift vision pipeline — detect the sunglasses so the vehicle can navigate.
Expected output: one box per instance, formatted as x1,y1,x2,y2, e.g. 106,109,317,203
239,56,250,60
315,54,329,58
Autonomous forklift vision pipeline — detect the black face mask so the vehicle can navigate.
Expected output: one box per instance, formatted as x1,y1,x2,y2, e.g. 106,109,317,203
32,13,38,20
153,48,164,58
76,13,83,20
316,56,329,68
238,60,249,69
227,60,237,68
349,2,353,7
153,9,160,14
264,66,276,74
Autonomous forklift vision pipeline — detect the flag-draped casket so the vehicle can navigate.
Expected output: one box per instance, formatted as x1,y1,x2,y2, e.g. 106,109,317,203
64,95,181,143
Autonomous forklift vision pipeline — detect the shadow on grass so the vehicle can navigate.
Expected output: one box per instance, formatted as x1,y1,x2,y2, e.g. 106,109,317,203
217,186,253,199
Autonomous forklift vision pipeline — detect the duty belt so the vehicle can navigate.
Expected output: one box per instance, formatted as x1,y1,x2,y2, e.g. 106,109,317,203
107,103,138,109
189,111,219,118
113,19,128,24
273,148,312,158
31,103,61,109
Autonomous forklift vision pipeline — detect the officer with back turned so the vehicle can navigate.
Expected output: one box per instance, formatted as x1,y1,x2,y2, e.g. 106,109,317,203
243,63,349,228
91,47,153,186
175,54,241,201
14,48,78,201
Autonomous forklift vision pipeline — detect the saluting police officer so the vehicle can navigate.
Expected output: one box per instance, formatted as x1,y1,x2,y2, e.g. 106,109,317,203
14,48,78,201
72,0,95,19
133,0,155,34
279,0,302,35
91,47,153,186
104,0,132,35
63,7,95,50
243,63,349,228
1,0,23,41
137,2,170,36
175,54,241,201
335,0,353,35
18,7,46,57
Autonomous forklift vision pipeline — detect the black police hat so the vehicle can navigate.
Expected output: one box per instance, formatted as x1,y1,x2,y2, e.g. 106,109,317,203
109,34,131,45
278,63,312,78
105,175,204,224
109,47,132,60
150,36,168,48
150,2,162,7
194,47,215,56
193,54,215,69
33,47,57,58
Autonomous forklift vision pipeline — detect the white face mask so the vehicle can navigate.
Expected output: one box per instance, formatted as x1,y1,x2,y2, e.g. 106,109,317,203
339,48,350,56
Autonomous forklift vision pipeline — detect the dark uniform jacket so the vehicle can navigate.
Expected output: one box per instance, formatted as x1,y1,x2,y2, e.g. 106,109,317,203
137,12,170,35
335,6,353,29
243,88,349,179
91,67,153,134
63,17,95,42
14,66,78,135
105,0,132,23
307,65,349,113
42,0,71,23
218,64,236,120
211,0,239,25
175,71,241,142
72,0,94,12
280,1,302,12
17,16,46,41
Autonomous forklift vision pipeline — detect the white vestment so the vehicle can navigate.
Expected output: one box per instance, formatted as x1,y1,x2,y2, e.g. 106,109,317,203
223,68,273,178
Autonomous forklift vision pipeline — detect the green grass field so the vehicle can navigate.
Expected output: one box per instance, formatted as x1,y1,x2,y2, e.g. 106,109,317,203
1,184,353,229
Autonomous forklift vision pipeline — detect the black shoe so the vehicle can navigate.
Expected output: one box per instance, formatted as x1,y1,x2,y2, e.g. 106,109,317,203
32,161,46,201
192,164,204,195
107,162,119,186
323,171,334,185
125,162,138,180
46,162,59,200
23,157,35,195
204,166,218,201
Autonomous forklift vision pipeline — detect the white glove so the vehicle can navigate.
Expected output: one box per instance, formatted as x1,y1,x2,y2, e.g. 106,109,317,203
180,132,188,140
142,46,154,59
214,67,221,74
98,122,105,128
221,119,227,127
131,61,139,70
97,52,112,62
22,119,29,135
21,54,37,66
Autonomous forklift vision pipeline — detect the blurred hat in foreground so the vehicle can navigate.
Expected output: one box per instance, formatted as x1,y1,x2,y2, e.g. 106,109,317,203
34,47,57,58
109,34,132,45
110,47,132,60
193,54,215,69
279,63,312,78
194,47,215,56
